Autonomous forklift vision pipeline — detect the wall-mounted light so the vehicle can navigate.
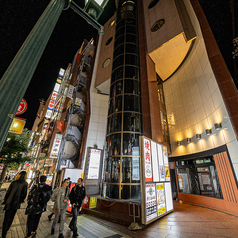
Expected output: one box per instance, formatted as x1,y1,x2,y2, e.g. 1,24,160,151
196,134,201,139
205,129,212,135
177,141,181,146
214,123,222,130
187,138,191,143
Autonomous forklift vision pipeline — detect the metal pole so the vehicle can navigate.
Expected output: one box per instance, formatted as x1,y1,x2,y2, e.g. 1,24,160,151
0,0,66,150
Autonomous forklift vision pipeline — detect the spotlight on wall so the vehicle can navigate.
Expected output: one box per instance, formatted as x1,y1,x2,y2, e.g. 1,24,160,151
214,123,222,130
205,129,212,135
177,141,181,146
187,138,191,143
196,134,201,139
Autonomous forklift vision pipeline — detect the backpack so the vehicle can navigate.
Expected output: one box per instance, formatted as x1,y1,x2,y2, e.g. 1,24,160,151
51,187,59,202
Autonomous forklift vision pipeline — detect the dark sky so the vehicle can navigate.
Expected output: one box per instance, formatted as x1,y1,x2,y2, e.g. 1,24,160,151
0,0,235,129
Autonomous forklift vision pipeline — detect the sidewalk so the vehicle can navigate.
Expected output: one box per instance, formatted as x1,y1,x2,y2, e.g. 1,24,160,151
0,182,238,237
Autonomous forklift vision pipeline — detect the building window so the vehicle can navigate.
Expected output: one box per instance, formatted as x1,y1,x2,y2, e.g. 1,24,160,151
106,37,113,45
176,157,223,199
151,19,165,32
108,20,115,28
148,0,160,9
160,111,169,143
157,83,164,104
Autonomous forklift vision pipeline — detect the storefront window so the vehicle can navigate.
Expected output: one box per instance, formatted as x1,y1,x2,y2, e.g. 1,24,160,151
176,157,223,199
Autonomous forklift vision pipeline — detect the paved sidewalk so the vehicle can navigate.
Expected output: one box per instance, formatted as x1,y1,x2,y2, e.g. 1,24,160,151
1,182,238,238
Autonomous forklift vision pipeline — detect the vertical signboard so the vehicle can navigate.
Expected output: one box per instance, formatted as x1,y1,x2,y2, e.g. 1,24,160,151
87,149,101,180
141,136,173,225
50,134,62,158
143,138,153,182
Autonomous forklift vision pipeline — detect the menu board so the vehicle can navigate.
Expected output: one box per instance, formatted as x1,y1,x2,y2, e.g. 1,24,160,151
132,157,140,180
156,183,166,215
145,184,157,222
143,138,153,182
87,149,101,179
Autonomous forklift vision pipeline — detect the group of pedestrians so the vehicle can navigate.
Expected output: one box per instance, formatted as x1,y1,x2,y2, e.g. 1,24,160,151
1,171,86,238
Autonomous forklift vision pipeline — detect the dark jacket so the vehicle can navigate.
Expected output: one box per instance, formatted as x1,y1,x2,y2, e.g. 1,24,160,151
2,180,28,210
25,182,52,215
69,185,86,207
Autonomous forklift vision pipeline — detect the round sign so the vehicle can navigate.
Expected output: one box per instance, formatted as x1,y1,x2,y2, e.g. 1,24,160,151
16,98,27,115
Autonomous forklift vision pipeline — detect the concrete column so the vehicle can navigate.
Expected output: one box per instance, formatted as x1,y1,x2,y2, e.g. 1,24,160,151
0,0,66,150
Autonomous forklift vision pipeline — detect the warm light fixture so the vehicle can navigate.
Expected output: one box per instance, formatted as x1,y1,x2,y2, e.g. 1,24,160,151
206,129,212,135
196,134,201,139
177,141,181,146
214,123,222,130
187,138,191,143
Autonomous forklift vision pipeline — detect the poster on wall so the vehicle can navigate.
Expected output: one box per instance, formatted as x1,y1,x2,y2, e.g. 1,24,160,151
143,138,153,183
145,184,157,222
89,197,97,209
151,141,160,182
87,149,101,179
132,157,140,180
156,183,166,215
157,144,165,181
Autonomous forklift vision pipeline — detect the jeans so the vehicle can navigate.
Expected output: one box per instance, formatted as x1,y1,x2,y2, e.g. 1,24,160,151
69,206,80,234
52,207,67,234
2,209,17,238
26,213,42,237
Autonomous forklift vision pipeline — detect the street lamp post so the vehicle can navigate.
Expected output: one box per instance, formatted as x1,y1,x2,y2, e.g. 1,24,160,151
0,0,105,151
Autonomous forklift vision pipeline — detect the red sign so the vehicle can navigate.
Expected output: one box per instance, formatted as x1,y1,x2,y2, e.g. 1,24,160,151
16,99,27,115
144,138,153,183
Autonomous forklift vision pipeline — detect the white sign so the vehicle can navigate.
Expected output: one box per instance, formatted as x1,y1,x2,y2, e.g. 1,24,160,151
151,141,159,182
0,164,4,175
50,134,62,158
45,109,53,119
158,144,165,181
88,149,101,179
132,157,140,180
59,68,65,76
145,184,157,222
67,85,74,99
53,83,60,93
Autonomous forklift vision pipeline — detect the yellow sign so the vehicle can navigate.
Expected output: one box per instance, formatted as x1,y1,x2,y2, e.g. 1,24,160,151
9,118,26,134
89,197,97,209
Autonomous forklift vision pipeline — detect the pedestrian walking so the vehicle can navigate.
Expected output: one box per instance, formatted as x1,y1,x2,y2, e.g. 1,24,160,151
69,178,86,237
51,178,70,238
1,171,28,238
25,175,52,238
48,182,60,221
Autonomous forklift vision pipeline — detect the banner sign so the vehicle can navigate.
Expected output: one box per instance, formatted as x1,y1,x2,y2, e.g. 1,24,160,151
50,134,62,158
87,149,101,179
145,184,157,222
16,98,27,115
9,118,26,134
143,138,153,182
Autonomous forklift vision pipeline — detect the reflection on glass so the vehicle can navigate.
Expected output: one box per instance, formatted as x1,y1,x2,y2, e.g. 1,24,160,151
125,44,137,54
107,133,121,156
123,113,141,132
110,80,123,98
125,66,139,79
125,54,138,65
124,95,140,112
122,157,140,183
121,185,141,199
123,133,140,155
106,184,119,199
109,96,122,114
104,157,121,183
112,67,123,83
107,113,122,134
114,44,124,58
124,79,139,94
113,55,124,69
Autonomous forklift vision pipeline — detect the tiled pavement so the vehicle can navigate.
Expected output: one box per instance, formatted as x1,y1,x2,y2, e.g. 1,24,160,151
1,182,238,238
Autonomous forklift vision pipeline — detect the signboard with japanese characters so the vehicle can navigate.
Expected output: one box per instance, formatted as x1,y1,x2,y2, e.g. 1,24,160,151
143,138,153,183
140,136,173,225
145,184,157,222
16,98,27,115
50,134,62,158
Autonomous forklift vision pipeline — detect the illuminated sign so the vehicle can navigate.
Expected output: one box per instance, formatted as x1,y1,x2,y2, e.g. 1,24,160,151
45,109,53,119
145,184,157,222
89,197,97,209
51,92,58,101
48,100,55,110
156,183,166,215
67,85,74,99
50,134,62,158
143,138,153,182
163,146,170,181
16,98,27,115
88,149,101,179
53,83,60,93
9,118,26,134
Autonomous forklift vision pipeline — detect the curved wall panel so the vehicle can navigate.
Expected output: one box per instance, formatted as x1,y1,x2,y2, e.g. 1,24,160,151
163,0,238,179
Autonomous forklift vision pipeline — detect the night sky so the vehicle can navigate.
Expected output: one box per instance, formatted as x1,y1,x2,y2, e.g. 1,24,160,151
0,0,235,129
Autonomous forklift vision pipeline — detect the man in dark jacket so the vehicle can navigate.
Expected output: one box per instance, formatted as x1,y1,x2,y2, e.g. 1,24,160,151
69,178,86,237
25,175,52,238
2,171,28,238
